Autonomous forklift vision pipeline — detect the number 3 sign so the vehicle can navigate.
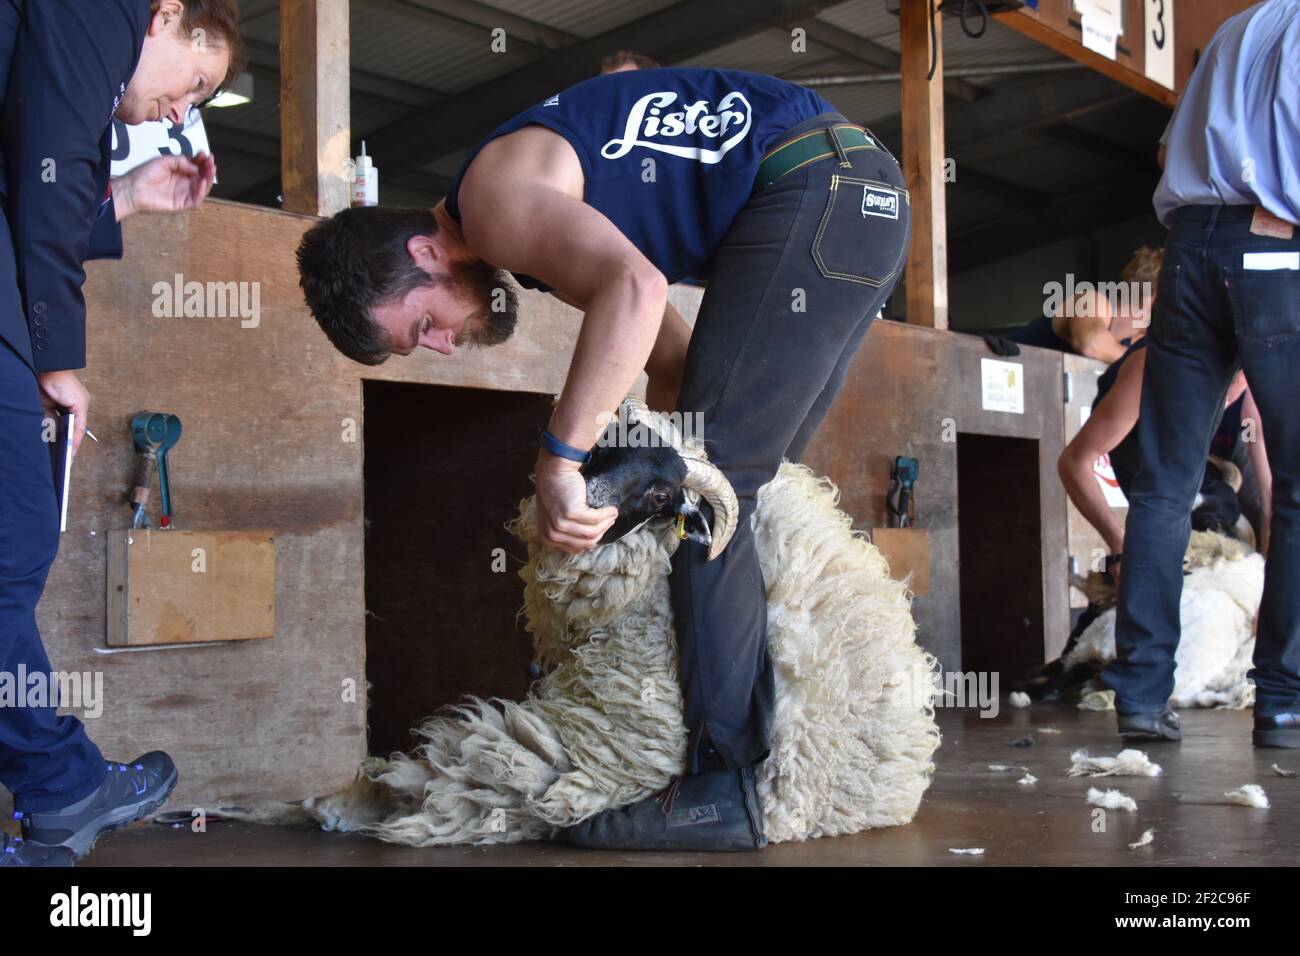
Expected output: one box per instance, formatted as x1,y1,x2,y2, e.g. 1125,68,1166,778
1145,0,1175,89
110,106,214,178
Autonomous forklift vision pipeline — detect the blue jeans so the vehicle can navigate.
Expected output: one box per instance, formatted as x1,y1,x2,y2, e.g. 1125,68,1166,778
0,204,107,812
670,113,911,771
1104,205,1300,717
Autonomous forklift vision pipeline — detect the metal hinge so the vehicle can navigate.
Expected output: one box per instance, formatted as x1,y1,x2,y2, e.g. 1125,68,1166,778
1063,370,1074,404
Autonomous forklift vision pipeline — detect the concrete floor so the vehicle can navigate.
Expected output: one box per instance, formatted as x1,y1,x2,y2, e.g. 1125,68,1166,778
79,701,1297,866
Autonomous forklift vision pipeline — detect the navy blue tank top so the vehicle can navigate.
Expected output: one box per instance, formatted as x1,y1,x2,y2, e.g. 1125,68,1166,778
1095,340,1145,496
1094,339,1144,406
445,68,836,288
1094,339,1242,497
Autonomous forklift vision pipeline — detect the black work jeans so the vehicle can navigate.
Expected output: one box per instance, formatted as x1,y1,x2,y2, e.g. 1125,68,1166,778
1105,205,1300,717
670,112,911,772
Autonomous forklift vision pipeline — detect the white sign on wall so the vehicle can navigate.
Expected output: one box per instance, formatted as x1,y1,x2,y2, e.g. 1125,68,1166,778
110,107,213,179
1073,0,1123,31
1144,0,1176,89
981,359,1025,415
1081,13,1119,60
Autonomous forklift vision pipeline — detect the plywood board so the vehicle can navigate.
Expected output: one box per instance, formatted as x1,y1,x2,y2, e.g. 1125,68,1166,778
872,528,931,596
801,324,1071,669
107,530,276,646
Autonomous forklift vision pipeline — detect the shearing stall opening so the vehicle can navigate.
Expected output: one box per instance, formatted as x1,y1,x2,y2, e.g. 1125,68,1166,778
957,433,1046,685
362,381,553,755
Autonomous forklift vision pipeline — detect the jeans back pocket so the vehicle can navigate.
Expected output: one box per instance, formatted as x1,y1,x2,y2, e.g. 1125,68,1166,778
1226,255,1300,347
811,174,911,288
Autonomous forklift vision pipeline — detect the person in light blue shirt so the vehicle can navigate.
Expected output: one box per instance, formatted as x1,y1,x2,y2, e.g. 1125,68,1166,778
1105,0,1300,748
1153,0,1300,226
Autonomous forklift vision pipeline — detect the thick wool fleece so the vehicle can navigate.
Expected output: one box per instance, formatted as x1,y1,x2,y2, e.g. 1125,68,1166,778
1064,532,1265,709
238,462,940,846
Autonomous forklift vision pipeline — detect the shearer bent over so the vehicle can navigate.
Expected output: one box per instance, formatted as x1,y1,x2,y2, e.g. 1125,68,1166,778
296,67,911,851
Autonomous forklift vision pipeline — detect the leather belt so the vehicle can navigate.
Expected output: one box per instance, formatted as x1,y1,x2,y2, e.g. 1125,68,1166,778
755,123,880,191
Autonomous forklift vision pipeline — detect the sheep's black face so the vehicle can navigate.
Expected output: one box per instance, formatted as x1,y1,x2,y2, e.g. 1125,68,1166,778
581,444,712,547
1191,461,1242,536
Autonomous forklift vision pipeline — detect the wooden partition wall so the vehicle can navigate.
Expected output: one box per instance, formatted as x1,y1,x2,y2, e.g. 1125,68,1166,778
0,199,1088,814
799,323,1073,669
19,200,594,814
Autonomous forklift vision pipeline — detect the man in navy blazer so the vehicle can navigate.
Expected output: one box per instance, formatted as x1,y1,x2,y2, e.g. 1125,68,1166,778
0,0,240,866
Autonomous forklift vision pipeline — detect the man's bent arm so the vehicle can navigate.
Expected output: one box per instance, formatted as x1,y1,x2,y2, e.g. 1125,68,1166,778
548,290,690,415
1058,350,1146,554
462,182,667,452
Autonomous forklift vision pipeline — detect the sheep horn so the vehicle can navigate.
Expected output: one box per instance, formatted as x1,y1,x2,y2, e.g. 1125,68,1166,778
681,456,738,560
620,397,684,450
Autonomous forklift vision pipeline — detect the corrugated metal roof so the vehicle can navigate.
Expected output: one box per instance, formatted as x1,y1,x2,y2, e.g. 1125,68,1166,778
479,0,679,39
819,83,904,128
210,89,280,140
208,0,1163,244
814,1,905,42
351,3,538,93
676,27,843,74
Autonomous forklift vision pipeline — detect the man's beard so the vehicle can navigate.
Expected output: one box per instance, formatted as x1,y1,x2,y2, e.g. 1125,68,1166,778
446,259,519,348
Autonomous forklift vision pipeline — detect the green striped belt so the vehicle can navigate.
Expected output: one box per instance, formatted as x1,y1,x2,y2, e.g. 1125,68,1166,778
755,123,880,191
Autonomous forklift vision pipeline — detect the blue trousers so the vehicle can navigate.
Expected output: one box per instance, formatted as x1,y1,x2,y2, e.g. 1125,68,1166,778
671,113,911,771
1105,205,1300,716
0,207,106,812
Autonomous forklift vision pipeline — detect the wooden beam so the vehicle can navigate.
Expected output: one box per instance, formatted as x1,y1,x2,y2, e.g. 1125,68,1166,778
996,7,1177,107
280,1,351,217
899,0,948,330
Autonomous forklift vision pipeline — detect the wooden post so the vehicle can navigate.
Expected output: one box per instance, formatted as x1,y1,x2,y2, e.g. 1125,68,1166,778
280,1,351,216
899,0,949,330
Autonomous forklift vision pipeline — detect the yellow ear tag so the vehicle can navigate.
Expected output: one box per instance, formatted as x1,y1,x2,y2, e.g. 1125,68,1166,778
674,513,687,540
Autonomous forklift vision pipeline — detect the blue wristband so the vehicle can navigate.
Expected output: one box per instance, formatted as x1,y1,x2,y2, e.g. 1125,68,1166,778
541,429,592,465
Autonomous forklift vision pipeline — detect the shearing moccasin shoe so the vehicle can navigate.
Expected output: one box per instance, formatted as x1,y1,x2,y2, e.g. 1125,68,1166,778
1118,706,1181,742
566,765,767,851
1254,711,1300,748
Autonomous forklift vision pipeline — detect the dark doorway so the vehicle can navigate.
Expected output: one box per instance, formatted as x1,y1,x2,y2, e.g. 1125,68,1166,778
957,433,1045,683
362,381,553,756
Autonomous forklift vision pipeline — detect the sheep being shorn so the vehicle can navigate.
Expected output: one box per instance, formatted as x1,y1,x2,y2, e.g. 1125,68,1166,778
247,399,940,846
1048,532,1264,709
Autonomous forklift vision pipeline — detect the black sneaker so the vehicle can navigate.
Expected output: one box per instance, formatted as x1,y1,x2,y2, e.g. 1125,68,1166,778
565,765,767,852
0,832,76,867
19,752,178,859
1118,706,1181,742
1254,711,1300,749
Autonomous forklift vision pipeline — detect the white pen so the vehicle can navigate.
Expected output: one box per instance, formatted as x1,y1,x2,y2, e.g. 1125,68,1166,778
85,429,99,443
